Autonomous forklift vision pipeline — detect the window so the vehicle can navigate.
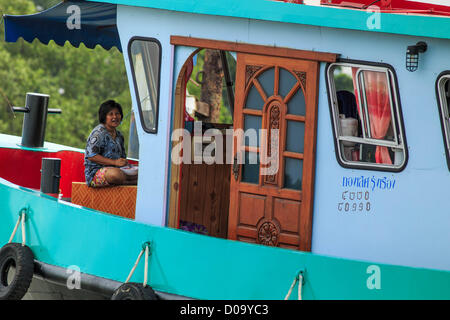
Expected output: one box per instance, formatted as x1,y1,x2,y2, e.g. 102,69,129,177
128,38,161,133
437,73,450,168
327,62,406,170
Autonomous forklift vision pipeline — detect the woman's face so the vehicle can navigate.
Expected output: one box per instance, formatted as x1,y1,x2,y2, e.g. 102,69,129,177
104,108,122,129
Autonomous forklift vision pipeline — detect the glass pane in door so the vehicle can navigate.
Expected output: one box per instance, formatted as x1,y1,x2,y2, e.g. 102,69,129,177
284,158,303,190
287,88,306,116
241,152,260,184
244,115,261,147
279,68,297,97
286,121,305,153
246,85,264,110
257,67,275,97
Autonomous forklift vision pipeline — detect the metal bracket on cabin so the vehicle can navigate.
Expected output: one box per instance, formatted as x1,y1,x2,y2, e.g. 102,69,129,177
18,206,29,219
142,241,152,253
298,269,306,285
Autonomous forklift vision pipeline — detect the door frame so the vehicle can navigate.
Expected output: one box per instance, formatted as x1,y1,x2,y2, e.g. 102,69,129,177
170,36,338,63
167,36,338,244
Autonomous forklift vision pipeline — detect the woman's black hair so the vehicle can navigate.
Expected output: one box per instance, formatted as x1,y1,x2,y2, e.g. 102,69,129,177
98,100,124,124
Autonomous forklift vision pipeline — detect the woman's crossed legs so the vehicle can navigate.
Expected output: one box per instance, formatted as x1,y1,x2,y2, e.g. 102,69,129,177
90,167,137,187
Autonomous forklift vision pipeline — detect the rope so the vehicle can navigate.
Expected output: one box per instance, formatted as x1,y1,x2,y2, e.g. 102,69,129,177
125,242,151,287
298,274,303,300
284,271,304,300
8,208,27,246
125,248,144,283
8,215,21,244
143,244,149,287
21,210,26,246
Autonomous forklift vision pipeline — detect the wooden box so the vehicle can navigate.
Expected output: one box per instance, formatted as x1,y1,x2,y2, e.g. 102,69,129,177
71,182,136,219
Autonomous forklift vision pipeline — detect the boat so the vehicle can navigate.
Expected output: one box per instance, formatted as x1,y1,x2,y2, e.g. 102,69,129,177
1,0,450,300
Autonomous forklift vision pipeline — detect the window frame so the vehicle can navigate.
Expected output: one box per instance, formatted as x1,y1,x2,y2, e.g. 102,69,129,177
326,59,408,172
127,36,162,134
436,71,450,170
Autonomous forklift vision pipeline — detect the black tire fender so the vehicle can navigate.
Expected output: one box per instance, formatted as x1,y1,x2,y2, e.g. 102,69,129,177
111,282,158,300
0,243,34,300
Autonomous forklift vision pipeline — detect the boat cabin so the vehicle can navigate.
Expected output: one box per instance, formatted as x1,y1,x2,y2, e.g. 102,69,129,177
2,0,450,273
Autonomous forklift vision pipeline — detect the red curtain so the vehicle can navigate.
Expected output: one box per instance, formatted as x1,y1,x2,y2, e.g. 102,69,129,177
351,68,392,164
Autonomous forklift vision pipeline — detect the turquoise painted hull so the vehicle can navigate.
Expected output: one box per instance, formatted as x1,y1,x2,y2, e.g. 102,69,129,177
1,178,449,300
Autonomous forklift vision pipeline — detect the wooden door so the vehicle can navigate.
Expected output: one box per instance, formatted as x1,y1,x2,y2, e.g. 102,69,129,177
228,53,319,251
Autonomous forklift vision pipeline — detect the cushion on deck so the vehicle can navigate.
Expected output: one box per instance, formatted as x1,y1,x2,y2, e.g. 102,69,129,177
71,182,136,219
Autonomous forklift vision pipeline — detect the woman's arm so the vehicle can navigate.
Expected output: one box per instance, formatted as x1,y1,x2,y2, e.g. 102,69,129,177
88,154,128,167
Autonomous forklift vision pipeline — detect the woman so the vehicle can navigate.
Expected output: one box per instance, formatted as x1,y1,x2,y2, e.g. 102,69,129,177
84,100,137,187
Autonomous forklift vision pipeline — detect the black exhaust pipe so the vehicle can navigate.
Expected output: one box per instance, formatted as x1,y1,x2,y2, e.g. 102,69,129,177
12,92,61,148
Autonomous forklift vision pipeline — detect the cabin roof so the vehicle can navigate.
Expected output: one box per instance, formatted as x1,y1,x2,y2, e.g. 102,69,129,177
87,0,450,40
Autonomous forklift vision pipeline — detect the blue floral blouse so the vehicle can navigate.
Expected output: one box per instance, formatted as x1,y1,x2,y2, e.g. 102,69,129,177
84,124,126,185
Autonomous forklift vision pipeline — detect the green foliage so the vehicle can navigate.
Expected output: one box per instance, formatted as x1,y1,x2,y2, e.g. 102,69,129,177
186,49,235,124
186,50,204,102
0,0,132,150
33,0,59,10
333,66,354,93
0,0,34,15
334,73,354,92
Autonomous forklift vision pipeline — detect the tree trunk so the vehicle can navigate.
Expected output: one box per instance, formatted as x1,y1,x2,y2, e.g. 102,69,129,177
200,50,223,123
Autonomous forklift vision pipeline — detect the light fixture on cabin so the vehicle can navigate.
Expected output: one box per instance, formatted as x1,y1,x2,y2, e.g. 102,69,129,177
406,41,427,72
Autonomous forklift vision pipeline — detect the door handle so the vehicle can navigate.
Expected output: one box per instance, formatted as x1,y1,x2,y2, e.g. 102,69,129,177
232,153,240,181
